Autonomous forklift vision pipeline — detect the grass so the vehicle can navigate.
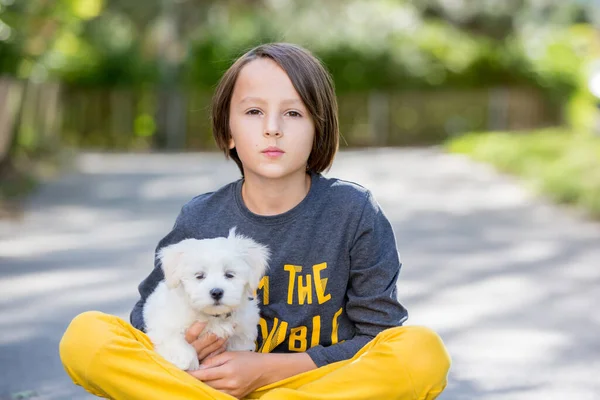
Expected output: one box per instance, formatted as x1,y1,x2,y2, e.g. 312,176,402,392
445,128,600,219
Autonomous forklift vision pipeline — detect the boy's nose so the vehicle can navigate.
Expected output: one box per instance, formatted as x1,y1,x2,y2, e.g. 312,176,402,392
265,129,282,137
264,116,282,137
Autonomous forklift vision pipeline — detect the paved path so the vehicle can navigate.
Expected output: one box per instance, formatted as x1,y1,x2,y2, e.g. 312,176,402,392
1,149,599,400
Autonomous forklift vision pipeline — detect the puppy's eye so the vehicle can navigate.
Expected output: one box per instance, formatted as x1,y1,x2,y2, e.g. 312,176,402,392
225,272,235,279
195,273,205,280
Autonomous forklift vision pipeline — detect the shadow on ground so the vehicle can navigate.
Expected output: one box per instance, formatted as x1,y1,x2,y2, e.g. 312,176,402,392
1,149,598,399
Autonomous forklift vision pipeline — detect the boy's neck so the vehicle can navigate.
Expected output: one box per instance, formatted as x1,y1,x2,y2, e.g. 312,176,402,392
241,171,312,216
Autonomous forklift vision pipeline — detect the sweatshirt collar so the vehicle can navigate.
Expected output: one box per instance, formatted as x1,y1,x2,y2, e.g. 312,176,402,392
233,172,320,226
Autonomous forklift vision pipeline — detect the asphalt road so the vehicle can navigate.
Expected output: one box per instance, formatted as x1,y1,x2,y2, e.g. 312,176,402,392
1,148,599,399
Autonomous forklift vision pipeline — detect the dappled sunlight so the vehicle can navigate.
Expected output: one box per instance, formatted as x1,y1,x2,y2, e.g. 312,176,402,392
449,328,570,390
0,267,127,304
1,150,599,399
0,221,160,257
0,326,40,347
138,174,217,200
407,274,547,330
331,149,536,218
0,217,164,258
455,327,569,370
75,152,239,177
0,278,137,335
25,380,96,400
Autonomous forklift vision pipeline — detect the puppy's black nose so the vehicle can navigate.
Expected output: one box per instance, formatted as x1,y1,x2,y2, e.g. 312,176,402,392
210,288,224,301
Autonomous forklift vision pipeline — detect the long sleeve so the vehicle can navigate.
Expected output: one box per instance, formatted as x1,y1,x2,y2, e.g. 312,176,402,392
129,205,193,331
306,191,408,366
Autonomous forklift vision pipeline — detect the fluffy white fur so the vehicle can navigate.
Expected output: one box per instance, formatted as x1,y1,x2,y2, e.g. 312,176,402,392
143,227,270,371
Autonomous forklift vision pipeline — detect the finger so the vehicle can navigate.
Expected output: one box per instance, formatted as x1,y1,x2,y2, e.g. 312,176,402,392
191,333,220,355
200,351,230,369
188,365,226,381
199,378,236,397
197,337,227,361
204,344,227,360
185,321,207,344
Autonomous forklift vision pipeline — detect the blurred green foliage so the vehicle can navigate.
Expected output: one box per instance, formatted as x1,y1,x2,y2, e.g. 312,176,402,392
446,129,600,219
1,0,599,102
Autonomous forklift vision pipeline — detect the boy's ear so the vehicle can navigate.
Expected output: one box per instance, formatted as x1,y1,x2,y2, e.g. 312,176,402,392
157,241,187,288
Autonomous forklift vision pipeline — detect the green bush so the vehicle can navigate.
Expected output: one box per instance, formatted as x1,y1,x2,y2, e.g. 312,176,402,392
184,20,549,94
446,129,600,219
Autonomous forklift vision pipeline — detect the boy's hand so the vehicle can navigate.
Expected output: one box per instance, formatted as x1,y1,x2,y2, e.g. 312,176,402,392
185,322,228,362
188,351,265,399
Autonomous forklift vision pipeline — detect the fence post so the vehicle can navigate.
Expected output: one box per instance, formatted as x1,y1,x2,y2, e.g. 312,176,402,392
488,87,509,131
368,91,390,146
0,78,25,164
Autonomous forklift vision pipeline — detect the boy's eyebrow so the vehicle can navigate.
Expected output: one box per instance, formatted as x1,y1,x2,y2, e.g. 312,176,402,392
281,98,304,106
239,96,304,106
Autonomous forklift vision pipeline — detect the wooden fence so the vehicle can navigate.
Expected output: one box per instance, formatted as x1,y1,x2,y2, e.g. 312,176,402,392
0,77,561,165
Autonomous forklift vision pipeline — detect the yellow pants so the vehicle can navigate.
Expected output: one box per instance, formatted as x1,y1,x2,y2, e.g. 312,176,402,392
59,311,450,400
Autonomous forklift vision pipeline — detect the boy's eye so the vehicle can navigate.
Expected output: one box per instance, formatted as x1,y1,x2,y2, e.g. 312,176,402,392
286,111,302,117
225,272,235,279
195,273,205,280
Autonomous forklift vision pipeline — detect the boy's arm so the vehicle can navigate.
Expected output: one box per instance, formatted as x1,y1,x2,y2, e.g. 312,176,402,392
256,352,316,386
305,191,408,367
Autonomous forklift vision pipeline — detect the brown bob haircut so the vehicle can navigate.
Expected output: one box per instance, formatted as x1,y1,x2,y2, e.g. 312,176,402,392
211,43,339,176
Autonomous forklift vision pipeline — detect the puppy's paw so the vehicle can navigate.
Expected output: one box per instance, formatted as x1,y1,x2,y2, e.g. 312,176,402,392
226,335,257,352
155,341,200,371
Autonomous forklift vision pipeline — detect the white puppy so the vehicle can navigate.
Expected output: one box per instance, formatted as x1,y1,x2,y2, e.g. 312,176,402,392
143,227,270,371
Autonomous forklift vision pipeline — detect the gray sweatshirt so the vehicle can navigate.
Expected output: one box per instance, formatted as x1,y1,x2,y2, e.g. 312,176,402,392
130,172,408,367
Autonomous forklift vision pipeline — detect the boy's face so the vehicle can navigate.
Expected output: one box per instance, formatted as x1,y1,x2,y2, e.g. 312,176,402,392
228,58,315,181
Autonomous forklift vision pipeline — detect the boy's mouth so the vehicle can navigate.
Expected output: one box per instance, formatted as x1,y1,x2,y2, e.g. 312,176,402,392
262,146,284,157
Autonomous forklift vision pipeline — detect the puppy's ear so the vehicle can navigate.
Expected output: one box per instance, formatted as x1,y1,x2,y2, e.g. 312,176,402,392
157,241,187,288
231,232,270,292
227,226,237,239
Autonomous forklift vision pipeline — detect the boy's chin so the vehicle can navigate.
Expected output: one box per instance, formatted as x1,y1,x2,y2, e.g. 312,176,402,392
246,165,307,180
